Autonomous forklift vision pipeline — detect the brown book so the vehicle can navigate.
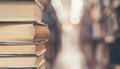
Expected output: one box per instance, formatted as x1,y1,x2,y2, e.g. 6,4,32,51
0,1,43,22
0,44,45,54
0,55,45,67
0,1,48,69
0,24,34,41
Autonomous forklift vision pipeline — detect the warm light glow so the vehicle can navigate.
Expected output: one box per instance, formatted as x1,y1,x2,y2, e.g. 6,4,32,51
51,0,84,25
70,0,84,24
51,0,68,23
51,0,86,69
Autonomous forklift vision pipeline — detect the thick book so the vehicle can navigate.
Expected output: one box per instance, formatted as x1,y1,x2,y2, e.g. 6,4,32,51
0,55,45,68
0,1,48,69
